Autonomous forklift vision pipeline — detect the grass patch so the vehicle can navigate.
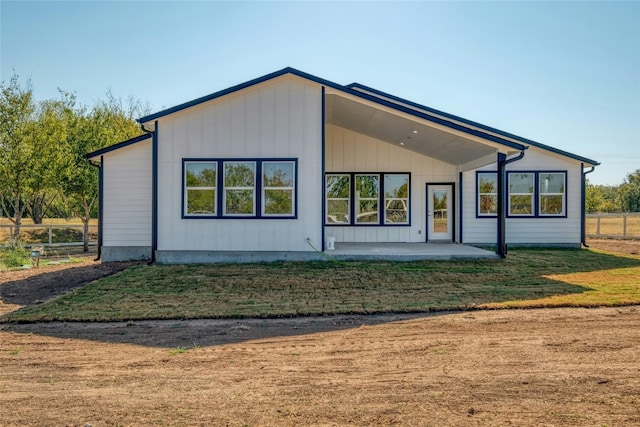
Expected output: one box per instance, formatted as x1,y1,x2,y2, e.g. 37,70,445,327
2,248,640,323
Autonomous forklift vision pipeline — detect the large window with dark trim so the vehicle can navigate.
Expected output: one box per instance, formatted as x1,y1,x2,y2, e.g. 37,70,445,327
185,162,217,215
183,159,297,219
508,172,534,216
538,172,566,216
325,172,410,226
477,172,497,216
475,171,567,218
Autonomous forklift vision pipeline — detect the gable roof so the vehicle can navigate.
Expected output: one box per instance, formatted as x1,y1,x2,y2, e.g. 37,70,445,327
86,133,151,161
137,67,598,166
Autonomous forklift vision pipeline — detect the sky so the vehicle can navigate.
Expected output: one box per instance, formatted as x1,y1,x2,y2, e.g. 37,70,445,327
1,0,639,186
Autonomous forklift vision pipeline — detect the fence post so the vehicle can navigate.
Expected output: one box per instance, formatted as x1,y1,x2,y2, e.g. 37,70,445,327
596,216,601,236
623,214,627,238
48,226,53,245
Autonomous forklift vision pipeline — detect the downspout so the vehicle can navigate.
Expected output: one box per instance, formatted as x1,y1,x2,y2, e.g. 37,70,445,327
581,165,595,247
88,159,103,261
140,123,157,264
497,150,526,258
321,86,326,251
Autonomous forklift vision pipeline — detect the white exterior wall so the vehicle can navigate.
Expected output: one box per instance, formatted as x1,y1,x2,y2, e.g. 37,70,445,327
156,76,323,252
462,149,583,245
325,124,458,243
102,141,152,247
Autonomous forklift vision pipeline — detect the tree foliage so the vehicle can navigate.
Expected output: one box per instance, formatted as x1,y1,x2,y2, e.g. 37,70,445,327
0,73,147,248
616,169,640,213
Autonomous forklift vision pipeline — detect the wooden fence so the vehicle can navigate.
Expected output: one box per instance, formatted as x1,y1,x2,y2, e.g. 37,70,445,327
0,224,98,247
586,213,640,240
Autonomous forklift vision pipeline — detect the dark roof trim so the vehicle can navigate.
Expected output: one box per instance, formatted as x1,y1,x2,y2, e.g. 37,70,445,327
138,67,525,151
347,82,600,166
137,67,597,164
85,133,152,160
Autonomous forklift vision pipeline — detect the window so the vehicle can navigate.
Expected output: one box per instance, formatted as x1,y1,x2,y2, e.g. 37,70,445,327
183,158,297,219
384,174,409,223
325,172,410,226
477,172,497,216
539,173,565,216
262,161,295,216
326,174,350,224
185,162,217,215
224,161,256,216
475,171,567,218
508,173,534,216
355,174,380,224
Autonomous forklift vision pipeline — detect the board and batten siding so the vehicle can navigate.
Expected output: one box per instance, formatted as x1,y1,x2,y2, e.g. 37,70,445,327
155,76,323,252
462,149,583,245
102,140,152,247
325,124,458,243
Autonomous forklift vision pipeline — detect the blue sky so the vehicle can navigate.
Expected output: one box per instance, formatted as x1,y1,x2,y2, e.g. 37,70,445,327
1,0,638,185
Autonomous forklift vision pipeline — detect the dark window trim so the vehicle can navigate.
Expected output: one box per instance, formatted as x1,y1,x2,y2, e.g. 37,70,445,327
475,170,568,219
325,171,411,227
182,158,298,220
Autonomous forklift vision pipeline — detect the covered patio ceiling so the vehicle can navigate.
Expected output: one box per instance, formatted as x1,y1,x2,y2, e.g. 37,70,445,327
325,93,523,168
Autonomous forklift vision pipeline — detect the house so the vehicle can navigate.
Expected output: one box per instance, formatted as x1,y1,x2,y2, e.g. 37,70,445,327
86,67,599,263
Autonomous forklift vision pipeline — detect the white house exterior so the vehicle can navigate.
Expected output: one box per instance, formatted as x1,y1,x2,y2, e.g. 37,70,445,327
87,68,599,263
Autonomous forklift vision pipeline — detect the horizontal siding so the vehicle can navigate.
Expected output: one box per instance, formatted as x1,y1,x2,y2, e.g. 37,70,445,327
103,141,152,246
462,148,583,244
157,76,323,252
325,124,458,243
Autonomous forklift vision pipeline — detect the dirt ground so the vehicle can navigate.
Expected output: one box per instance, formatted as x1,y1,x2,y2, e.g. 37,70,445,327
0,240,639,426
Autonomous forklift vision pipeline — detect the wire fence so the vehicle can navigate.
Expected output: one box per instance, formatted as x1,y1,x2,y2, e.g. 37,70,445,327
0,224,98,247
586,213,640,240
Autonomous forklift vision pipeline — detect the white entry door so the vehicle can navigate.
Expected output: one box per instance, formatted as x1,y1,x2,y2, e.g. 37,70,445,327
427,184,453,241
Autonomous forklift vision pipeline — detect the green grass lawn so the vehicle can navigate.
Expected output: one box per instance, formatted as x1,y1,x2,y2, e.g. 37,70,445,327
3,248,640,323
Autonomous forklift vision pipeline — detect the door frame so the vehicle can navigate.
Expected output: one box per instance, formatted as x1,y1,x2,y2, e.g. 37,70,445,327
425,182,456,242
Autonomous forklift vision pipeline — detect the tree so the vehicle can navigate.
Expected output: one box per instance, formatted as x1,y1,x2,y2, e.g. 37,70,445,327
585,181,618,213
617,169,640,213
0,74,36,239
61,94,146,251
25,92,77,224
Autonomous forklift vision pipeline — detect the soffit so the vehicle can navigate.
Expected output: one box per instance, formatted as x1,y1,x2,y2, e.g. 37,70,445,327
325,93,518,167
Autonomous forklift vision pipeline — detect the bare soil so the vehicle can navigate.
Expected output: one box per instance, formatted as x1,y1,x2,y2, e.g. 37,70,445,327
0,240,639,426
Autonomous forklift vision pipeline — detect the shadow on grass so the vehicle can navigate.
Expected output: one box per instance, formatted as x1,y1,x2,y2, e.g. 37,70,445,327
1,248,639,348
0,261,138,307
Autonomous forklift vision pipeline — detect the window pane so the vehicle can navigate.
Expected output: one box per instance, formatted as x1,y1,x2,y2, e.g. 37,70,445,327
186,189,215,215
225,162,255,187
384,174,408,224
478,173,497,194
385,199,407,223
326,175,350,198
263,162,294,187
356,175,379,199
264,189,293,215
186,162,216,187
509,173,534,193
510,195,533,215
540,195,564,215
327,200,350,224
226,189,254,215
539,173,564,193
357,200,379,223
479,195,497,215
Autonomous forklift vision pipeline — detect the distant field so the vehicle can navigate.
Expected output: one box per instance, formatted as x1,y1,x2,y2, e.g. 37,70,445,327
586,214,640,238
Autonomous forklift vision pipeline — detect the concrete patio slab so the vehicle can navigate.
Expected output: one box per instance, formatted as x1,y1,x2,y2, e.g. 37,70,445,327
326,242,500,261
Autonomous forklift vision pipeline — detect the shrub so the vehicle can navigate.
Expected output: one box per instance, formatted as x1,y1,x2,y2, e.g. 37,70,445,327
0,241,30,269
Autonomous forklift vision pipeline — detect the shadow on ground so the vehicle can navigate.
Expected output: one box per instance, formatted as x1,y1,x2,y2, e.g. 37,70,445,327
1,248,639,348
